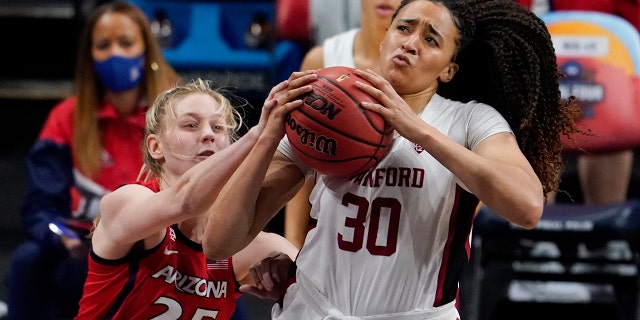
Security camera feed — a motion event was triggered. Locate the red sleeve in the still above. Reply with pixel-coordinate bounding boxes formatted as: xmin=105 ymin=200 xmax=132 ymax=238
xmin=39 ymin=96 xmax=76 ymax=144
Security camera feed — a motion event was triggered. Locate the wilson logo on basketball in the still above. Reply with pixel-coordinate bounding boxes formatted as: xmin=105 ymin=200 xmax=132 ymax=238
xmin=284 ymin=66 xmax=392 ymax=178
xmin=303 ymin=93 xmax=343 ymax=120
xmin=285 ymin=113 xmax=338 ymax=156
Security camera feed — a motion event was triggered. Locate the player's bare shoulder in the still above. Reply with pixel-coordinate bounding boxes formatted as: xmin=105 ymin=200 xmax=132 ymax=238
xmin=300 ymin=45 xmax=325 ymax=71
xmin=100 ymin=183 xmax=154 ymax=218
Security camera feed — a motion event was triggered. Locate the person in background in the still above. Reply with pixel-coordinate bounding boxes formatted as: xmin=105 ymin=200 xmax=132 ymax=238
xmin=309 ymin=0 xmax=361 ymax=44
xmin=4 ymin=2 xmax=180 ymax=319
xmin=204 ymin=0 xmax=580 ymax=318
xmin=74 ymin=78 xmax=299 ymax=320
xmin=517 ymin=0 xmax=637 ymax=205
xmin=285 ymin=0 xmax=402 ymax=249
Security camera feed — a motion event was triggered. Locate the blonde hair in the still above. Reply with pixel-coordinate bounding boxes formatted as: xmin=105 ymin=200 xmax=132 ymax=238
xmin=90 ymin=79 xmax=243 ymax=239
xmin=139 ymin=78 xmax=244 ymax=181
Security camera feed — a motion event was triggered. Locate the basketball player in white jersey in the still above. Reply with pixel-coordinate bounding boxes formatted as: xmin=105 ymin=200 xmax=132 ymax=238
xmin=205 ymin=0 xmax=579 ymax=318
xmin=285 ymin=0 xmax=403 ymax=249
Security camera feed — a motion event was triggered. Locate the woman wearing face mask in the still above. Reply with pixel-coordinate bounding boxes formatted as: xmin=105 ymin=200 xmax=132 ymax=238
xmin=4 ymin=2 xmax=179 ymax=319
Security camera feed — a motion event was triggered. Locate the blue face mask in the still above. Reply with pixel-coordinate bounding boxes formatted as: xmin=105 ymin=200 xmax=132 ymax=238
xmin=93 ymin=53 xmax=145 ymax=92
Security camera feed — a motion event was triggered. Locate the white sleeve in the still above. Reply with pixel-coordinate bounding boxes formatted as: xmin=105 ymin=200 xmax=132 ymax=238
xmin=458 ymin=102 xmax=513 ymax=193
xmin=277 ymin=136 xmax=314 ymax=177
xmin=466 ymin=103 xmax=513 ymax=151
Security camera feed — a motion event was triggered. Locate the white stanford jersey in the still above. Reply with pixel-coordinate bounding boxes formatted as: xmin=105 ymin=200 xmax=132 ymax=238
xmin=279 ymin=94 xmax=512 ymax=316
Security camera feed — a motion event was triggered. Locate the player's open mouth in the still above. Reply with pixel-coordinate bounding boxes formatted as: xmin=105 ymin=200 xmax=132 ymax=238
xmin=197 ymin=150 xmax=215 ymax=158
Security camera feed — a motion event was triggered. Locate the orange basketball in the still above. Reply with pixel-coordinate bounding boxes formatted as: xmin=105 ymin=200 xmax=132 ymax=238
xmin=285 ymin=66 xmax=393 ymax=178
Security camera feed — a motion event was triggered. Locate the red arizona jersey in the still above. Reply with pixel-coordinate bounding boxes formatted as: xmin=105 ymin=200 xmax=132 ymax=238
xmin=75 ymin=181 xmax=241 ymax=320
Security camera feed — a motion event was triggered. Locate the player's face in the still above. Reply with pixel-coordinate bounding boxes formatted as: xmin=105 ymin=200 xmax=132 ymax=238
xmin=159 ymin=94 xmax=232 ymax=173
xmin=379 ymin=0 xmax=459 ymax=95
xmin=361 ymin=0 xmax=402 ymax=30
xmin=91 ymin=12 xmax=145 ymax=62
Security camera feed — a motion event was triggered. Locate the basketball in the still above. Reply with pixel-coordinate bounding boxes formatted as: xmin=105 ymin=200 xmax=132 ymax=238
xmin=285 ymin=66 xmax=393 ymax=178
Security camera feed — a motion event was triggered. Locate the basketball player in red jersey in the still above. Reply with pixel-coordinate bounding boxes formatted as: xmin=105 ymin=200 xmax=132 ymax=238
xmin=75 ymin=78 xmax=305 ymax=320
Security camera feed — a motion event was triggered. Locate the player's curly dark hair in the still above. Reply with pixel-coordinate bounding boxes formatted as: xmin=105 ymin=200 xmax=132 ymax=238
xmin=396 ymin=0 xmax=580 ymax=197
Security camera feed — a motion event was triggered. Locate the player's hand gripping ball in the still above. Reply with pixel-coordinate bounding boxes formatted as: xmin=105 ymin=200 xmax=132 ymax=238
xmin=285 ymin=66 xmax=393 ymax=178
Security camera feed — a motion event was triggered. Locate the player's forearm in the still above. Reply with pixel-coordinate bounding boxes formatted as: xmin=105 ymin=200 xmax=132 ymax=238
xmin=173 ymin=127 xmax=262 ymax=217
xmin=203 ymin=134 xmax=282 ymax=259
